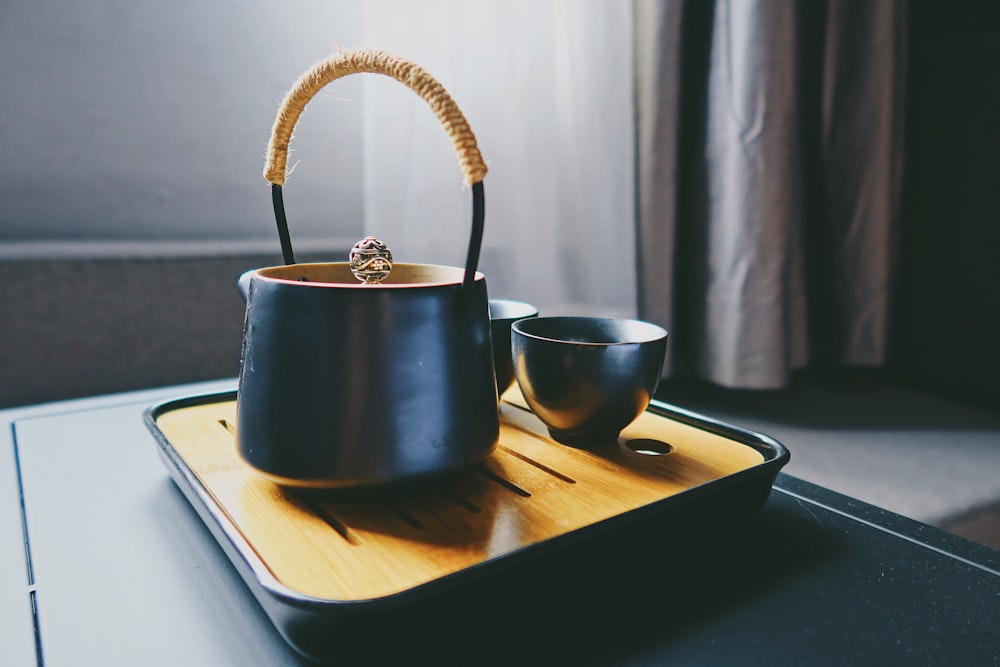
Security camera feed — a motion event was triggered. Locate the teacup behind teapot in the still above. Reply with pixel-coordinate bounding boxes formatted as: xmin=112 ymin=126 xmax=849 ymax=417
xmin=236 ymin=50 xmax=499 ymax=488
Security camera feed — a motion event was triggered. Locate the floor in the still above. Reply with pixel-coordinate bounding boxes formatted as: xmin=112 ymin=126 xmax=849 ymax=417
xmin=938 ymin=501 xmax=1000 ymax=550
xmin=654 ymin=371 xmax=1000 ymax=551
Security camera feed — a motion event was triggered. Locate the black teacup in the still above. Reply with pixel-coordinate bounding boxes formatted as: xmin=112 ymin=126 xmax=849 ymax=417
xmin=512 ymin=316 xmax=668 ymax=447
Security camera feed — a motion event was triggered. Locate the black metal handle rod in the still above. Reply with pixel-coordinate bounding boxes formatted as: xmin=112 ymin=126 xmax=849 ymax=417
xmin=271 ymin=184 xmax=296 ymax=265
xmin=462 ymin=181 xmax=485 ymax=294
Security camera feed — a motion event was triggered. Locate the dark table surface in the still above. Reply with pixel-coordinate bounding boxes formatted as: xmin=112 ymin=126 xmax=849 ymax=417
xmin=1 ymin=380 xmax=998 ymax=665
xmin=502 ymin=473 xmax=1000 ymax=666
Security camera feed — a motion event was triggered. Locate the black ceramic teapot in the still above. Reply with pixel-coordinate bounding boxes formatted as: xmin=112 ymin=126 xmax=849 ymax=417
xmin=236 ymin=50 xmax=499 ymax=489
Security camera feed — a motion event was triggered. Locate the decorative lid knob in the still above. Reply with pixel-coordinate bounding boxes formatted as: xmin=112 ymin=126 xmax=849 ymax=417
xmin=349 ymin=236 xmax=393 ymax=284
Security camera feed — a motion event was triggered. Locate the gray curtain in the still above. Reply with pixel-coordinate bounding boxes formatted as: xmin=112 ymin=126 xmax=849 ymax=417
xmin=635 ymin=0 xmax=908 ymax=388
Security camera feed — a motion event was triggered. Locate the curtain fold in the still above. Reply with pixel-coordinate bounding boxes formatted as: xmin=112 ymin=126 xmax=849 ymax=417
xmin=820 ymin=0 xmax=908 ymax=365
xmin=635 ymin=0 xmax=908 ymax=388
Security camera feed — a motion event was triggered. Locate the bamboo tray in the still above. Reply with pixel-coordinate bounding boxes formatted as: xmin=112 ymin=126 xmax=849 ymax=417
xmin=145 ymin=389 xmax=788 ymax=661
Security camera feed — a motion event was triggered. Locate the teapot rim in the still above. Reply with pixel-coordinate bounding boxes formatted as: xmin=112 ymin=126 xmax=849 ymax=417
xmin=253 ymin=261 xmax=486 ymax=289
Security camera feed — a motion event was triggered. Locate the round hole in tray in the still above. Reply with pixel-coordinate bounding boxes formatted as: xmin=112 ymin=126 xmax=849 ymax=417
xmin=625 ymin=439 xmax=675 ymax=456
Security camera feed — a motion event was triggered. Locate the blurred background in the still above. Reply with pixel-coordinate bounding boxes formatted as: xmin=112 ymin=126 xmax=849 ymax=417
xmin=0 ymin=0 xmax=636 ymax=406
xmin=3 ymin=0 xmax=998 ymax=407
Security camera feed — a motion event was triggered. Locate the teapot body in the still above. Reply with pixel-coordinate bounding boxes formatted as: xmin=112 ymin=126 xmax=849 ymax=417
xmin=236 ymin=262 xmax=499 ymax=488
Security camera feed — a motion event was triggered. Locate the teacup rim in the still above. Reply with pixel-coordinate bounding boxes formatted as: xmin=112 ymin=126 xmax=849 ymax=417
xmin=512 ymin=316 xmax=667 ymax=347
xmin=489 ymin=298 xmax=539 ymax=320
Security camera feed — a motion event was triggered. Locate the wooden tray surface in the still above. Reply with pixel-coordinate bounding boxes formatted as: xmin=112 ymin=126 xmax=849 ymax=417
xmin=152 ymin=390 xmax=765 ymax=602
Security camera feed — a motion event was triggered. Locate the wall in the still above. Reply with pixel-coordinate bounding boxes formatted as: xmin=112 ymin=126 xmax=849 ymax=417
xmin=0 ymin=0 xmax=365 ymax=244
xmin=0 ymin=246 xmax=337 ymax=407
xmin=0 ymin=1 xmax=366 ymax=406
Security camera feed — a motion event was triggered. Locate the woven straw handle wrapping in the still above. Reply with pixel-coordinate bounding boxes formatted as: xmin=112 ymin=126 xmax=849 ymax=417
xmin=264 ymin=49 xmax=487 ymax=186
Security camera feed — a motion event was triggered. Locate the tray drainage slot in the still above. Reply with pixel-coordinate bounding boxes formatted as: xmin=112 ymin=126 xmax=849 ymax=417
xmin=499 ymin=446 xmax=576 ymax=484
xmin=478 ymin=468 xmax=531 ymax=497
xmin=389 ymin=505 xmax=425 ymax=530
xmin=305 ymin=500 xmax=361 ymax=545
xmin=218 ymin=419 xmax=236 ymax=436
xmin=445 ymin=491 xmax=481 ymax=513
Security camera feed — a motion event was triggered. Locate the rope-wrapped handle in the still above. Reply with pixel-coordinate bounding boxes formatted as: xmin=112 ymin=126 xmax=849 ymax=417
xmin=263 ymin=49 xmax=487 ymax=285
xmin=264 ymin=49 xmax=487 ymax=187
